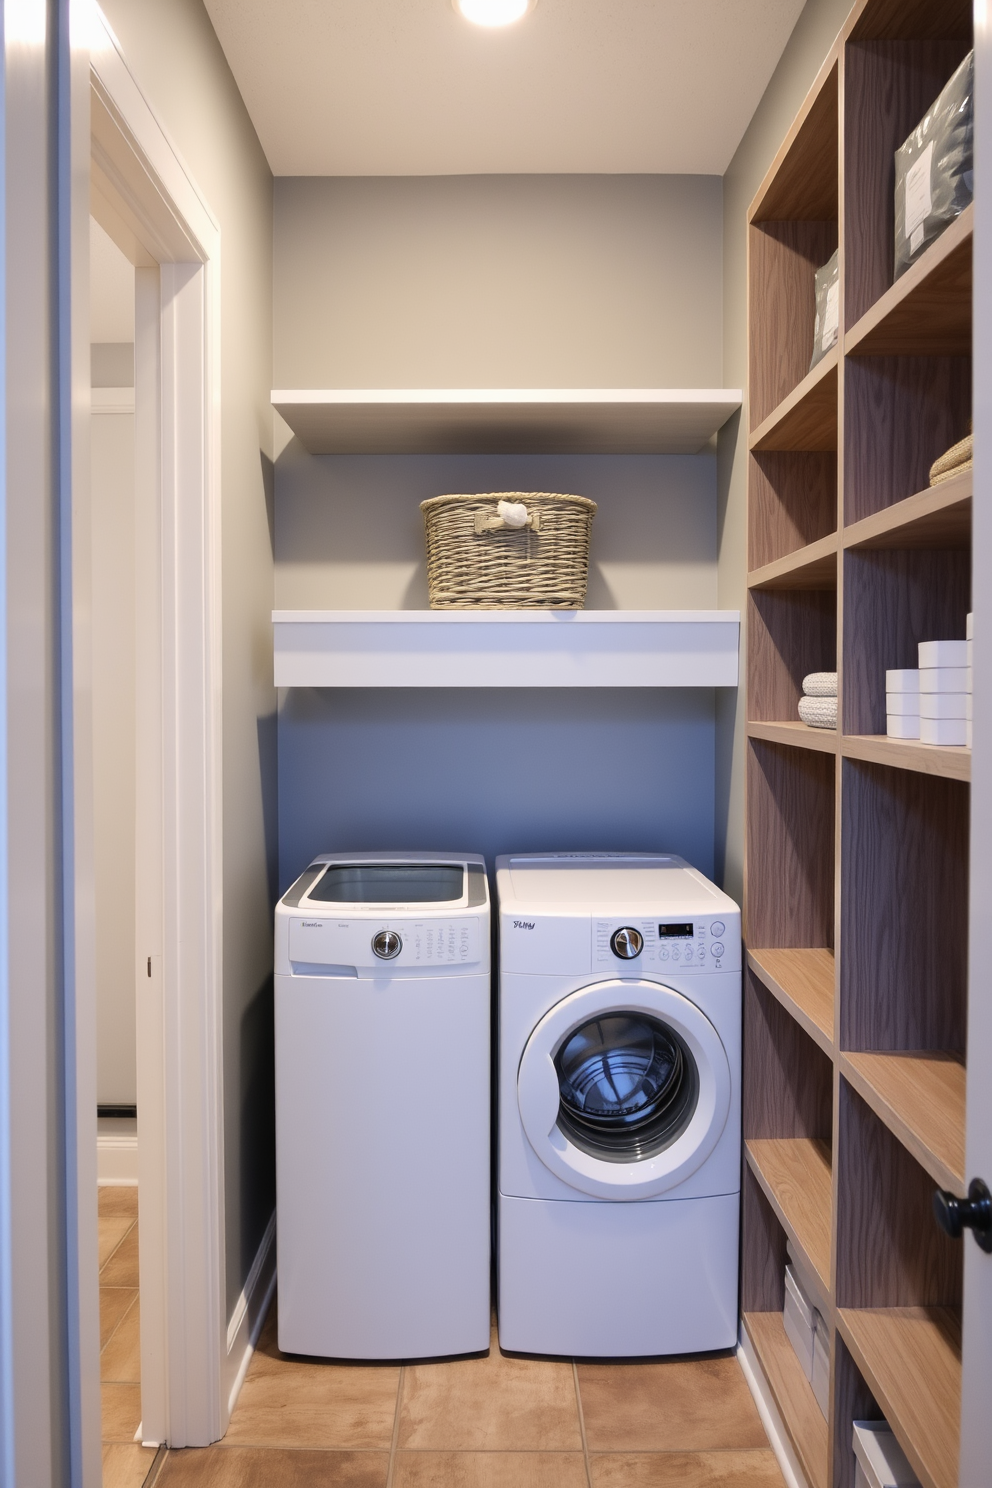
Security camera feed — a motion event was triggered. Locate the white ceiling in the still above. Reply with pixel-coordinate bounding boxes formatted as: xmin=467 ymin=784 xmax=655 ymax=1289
xmin=90 ymin=217 xmax=134 ymax=343
xmin=202 ymin=0 xmax=805 ymax=177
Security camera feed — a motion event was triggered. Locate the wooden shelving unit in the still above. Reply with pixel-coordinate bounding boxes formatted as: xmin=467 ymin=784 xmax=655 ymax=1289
xmin=743 ymin=2 xmax=972 ymax=1484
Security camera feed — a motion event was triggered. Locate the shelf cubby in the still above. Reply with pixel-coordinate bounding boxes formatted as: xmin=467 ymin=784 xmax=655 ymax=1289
xmin=749 ymin=350 xmax=838 ymax=454
xmin=843 ymin=33 xmax=972 ymax=331
xmin=841 ymin=544 xmax=970 ymax=740
xmin=845 ymin=206 xmax=972 ymax=358
xmin=748 ymin=450 xmax=837 ymax=572
xmin=747 ymin=948 xmax=834 ymax=1056
xmin=748 ymin=531 xmax=837 ymax=594
xmin=839 ymin=1051 xmax=965 ymax=1194
xmin=835 ymin=1082 xmax=962 ymax=1488
xmin=748 ymin=587 xmax=836 ymax=727
xmin=831 ymin=1331 xmax=885 ymax=1488
xmin=746 ymin=739 xmax=835 ymax=951
xmin=843 ymin=469 xmax=971 ymax=552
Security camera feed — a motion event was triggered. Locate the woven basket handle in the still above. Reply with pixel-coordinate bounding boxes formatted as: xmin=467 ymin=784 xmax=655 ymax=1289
xmin=474 ymin=507 xmax=542 ymax=534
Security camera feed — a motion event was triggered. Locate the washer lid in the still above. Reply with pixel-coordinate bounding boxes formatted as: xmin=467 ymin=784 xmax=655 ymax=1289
xmin=308 ymin=862 xmax=465 ymax=905
xmin=517 ymin=979 xmax=731 ymax=1200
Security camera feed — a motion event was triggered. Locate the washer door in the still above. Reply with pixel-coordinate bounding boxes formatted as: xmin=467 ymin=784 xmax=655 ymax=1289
xmin=517 ymin=980 xmax=731 ymax=1199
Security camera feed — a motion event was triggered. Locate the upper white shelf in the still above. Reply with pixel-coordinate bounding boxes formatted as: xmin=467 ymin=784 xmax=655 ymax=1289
xmin=271 ymin=388 xmax=743 ymax=455
xmin=273 ymin=610 xmax=740 ymax=689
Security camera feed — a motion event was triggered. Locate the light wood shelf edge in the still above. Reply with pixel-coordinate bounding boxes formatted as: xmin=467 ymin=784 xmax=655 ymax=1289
xmin=748 ymin=533 xmax=839 ymax=592
xmin=840 ymin=734 xmax=971 ymax=783
xmin=838 ymin=1051 xmax=966 ymax=1194
xmin=743 ymin=1312 xmax=829 ymax=1488
xmin=747 ymin=948 xmax=835 ymax=1057
xmin=843 ymin=472 xmax=971 ymax=551
xmin=745 ymin=1138 xmax=832 ymax=1300
xmin=837 ymin=1307 xmax=961 ymax=1488
xmin=747 ymin=720 xmax=838 ymax=755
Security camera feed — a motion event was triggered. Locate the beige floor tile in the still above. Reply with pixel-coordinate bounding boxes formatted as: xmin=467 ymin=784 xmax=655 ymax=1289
xmin=578 ymin=1358 xmax=768 ymax=1453
xmin=158 ymin=1446 xmax=389 ymax=1486
xmin=101 ymin=1382 xmax=142 ymax=1443
xmin=591 ymin=1450 xmax=786 ymax=1486
xmin=398 ymin=1334 xmax=582 ymax=1451
xmin=101 ymin=1296 xmax=141 ymax=1384
xmin=99 ymin=1186 xmax=139 ymax=1220
xmin=393 ymin=1451 xmax=589 ymax=1487
xmin=101 ymin=1442 xmax=157 ymax=1488
xmin=99 ymin=1216 xmax=133 ymax=1269
xmin=101 ymin=1226 xmax=140 ymax=1288
xmin=100 ymin=1287 xmax=138 ymax=1350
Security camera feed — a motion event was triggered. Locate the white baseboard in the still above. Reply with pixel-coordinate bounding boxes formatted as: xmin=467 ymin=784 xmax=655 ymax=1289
xmin=223 ymin=1210 xmax=277 ymax=1426
xmin=97 ymin=1133 xmax=139 ymax=1185
xmin=738 ymin=1324 xmax=811 ymax=1488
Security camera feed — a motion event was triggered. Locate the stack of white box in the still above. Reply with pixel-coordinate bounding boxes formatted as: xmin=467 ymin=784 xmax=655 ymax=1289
xmin=966 ymin=612 xmax=974 ymax=747
xmin=918 ymin=633 xmax=969 ymax=746
xmin=782 ymin=1244 xmax=829 ymax=1418
xmin=886 ymin=670 xmax=920 ymax=738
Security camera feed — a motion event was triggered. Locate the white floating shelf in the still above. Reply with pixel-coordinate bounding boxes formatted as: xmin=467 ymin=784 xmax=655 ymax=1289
xmin=273 ymin=610 xmax=740 ymax=689
xmin=272 ymin=388 xmax=742 ymax=455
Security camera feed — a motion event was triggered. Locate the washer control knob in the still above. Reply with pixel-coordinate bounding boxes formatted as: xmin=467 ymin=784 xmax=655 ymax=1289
xmin=372 ymin=929 xmax=402 ymax=960
xmin=610 ymin=926 xmax=643 ymax=960
xmin=710 ymin=921 xmax=726 ymax=937
xmin=711 ymin=943 xmax=725 ymax=959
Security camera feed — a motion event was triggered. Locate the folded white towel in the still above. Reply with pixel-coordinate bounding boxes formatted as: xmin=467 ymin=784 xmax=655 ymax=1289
xmin=497 ymin=499 xmax=529 ymax=528
xmin=802 ymin=671 xmax=837 ymax=698
xmin=799 ymin=696 xmax=837 ymax=729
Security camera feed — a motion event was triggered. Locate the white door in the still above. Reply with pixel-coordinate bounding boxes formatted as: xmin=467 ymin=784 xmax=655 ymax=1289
xmin=516 ymin=979 xmax=731 ymax=1199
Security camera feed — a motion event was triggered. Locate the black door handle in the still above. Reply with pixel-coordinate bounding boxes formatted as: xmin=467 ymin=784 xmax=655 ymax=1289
xmin=933 ymin=1178 xmax=992 ymax=1252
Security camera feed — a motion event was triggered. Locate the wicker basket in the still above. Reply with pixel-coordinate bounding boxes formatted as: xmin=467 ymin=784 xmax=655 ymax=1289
xmin=420 ymin=492 xmax=597 ymax=609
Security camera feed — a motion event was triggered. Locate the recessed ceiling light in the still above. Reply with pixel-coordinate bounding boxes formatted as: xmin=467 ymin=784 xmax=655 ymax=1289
xmin=454 ymin=0 xmax=536 ymax=28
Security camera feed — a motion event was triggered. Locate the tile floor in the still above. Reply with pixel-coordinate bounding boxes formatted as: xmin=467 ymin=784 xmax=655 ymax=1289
xmin=150 ymin=1299 xmax=786 ymax=1487
xmin=98 ymin=1186 xmax=157 ymax=1488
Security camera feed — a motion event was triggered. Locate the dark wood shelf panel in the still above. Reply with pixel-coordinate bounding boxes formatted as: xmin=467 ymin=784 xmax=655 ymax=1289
xmin=748 ymin=533 xmax=838 ymax=591
xmin=747 ymin=720 xmax=838 ymax=756
xmin=751 ymin=58 xmax=837 ymax=223
xmin=845 ymin=206 xmax=972 ymax=357
xmin=745 ymin=1138 xmax=832 ymax=1295
xmin=747 ymin=948 xmax=835 ymax=1055
xmin=840 ymin=734 xmax=970 ymax=784
xmin=744 ymin=1311 xmax=829 ymax=1488
xmin=750 ymin=349 xmax=838 ymax=453
xmin=840 ymin=1052 xmax=965 ymax=1194
xmin=843 ymin=470 xmax=971 ymax=551
xmin=849 ymin=0 xmax=972 ymax=42
xmin=837 ymin=1307 xmax=961 ymax=1488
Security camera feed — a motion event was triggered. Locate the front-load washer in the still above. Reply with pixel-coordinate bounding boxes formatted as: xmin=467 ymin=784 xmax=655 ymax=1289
xmin=496 ymin=852 xmax=740 ymax=1358
xmin=275 ymin=851 xmax=490 ymax=1359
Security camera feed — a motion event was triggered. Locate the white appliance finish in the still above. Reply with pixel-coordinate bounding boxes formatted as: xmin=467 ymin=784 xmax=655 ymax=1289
xmin=496 ymin=852 xmax=741 ymax=1358
xmin=275 ymin=851 xmax=491 ymax=1360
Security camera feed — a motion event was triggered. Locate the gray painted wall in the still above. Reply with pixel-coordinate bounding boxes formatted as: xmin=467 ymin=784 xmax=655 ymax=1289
xmin=715 ymin=0 xmax=853 ymax=906
xmin=99 ymin=0 xmax=277 ymax=1316
xmin=273 ymin=175 xmax=727 ymax=893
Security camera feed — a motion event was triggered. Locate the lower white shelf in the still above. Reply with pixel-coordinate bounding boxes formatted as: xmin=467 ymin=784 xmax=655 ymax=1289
xmin=273 ymin=610 xmax=740 ymax=689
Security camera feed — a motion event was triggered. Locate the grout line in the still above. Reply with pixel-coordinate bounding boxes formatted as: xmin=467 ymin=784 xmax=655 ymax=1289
xmin=384 ymin=1364 xmax=405 ymax=1488
xmin=573 ymin=1361 xmax=594 ymax=1488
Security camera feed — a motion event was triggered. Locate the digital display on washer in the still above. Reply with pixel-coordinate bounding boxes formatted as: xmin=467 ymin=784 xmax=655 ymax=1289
xmin=658 ymin=923 xmax=694 ymax=939
xmin=309 ymin=864 xmax=464 ymax=903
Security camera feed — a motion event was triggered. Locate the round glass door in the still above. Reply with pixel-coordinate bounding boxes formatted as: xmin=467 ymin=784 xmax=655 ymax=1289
xmin=554 ymin=1013 xmax=698 ymax=1163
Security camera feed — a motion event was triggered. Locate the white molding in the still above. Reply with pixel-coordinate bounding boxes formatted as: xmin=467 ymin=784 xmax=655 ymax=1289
xmin=97 ymin=1134 xmax=139 ymax=1186
xmin=223 ymin=1213 xmax=277 ymax=1421
xmin=272 ymin=609 xmax=741 ymax=689
xmin=271 ymin=386 xmax=742 ymax=455
xmin=737 ymin=1329 xmax=810 ymax=1488
xmin=91 ymin=386 xmax=134 ymax=414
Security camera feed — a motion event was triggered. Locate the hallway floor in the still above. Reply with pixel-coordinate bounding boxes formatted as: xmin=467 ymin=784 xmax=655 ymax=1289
xmin=147 ymin=1298 xmax=786 ymax=1487
xmin=98 ymin=1186 xmax=156 ymax=1488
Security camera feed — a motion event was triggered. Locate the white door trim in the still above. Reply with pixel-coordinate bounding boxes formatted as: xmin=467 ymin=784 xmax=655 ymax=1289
xmin=85 ymin=3 xmax=226 ymax=1449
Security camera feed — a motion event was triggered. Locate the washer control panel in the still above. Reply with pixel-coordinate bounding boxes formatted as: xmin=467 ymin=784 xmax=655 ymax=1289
xmin=290 ymin=915 xmax=482 ymax=971
xmin=593 ymin=917 xmax=738 ymax=972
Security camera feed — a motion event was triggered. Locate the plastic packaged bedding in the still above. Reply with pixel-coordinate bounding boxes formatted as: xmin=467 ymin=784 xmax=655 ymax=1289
xmin=894 ymin=50 xmax=973 ymax=280
xmin=809 ymin=249 xmax=839 ymax=371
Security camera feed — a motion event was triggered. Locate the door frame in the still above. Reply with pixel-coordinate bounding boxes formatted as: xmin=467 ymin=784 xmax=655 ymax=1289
xmin=79 ymin=2 xmax=226 ymax=1453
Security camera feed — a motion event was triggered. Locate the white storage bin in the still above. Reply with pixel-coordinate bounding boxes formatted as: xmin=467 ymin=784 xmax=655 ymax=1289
xmin=783 ymin=1265 xmax=815 ymax=1379
xmin=885 ymin=669 xmax=919 ymax=694
xmin=919 ymin=692 xmax=968 ymax=720
xmin=787 ymin=1240 xmax=828 ymax=1319
xmin=887 ymin=715 xmax=920 ymax=739
xmin=885 ymin=692 xmax=919 ymax=717
xmin=919 ymin=639 xmax=968 ymax=669
xmin=920 ymin=716 xmax=967 ymax=746
xmin=852 ymin=1420 xmax=920 ymax=1488
xmin=811 ymin=1312 xmax=829 ymax=1418
xmin=919 ymin=666 xmax=969 ymax=693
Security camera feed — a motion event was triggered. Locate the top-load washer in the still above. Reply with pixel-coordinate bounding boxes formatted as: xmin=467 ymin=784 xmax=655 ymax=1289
xmin=496 ymin=852 xmax=740 ymax=1358
xmin=275 ymin=851 xmax=490 ymax=1360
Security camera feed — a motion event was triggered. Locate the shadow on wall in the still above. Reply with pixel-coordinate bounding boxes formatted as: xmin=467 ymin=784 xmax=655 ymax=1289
xmin=277 ymin=686 xmax=718 ymax=893
xmin=238 ymin=973 xmax=276 ymax=1296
